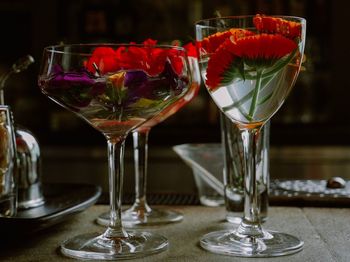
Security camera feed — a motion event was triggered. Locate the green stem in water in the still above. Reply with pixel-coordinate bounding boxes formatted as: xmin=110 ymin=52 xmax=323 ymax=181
xmin=221 ymin=49 xmax=297 ymax=119
xmin=222 ymin=71 xmax=276 ymax=112
xmin=247 ymin=69 xmax=263 ymax=121
xmin=221 ymin=50 xmax=294 ymax=113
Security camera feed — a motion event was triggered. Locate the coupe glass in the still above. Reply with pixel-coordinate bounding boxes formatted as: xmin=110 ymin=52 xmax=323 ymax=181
xmin=195 ymin=15 xmax=306 ymax=257
xmin=38 ymin=43 xmax=192 ymax=260
xmin=97 ymin=54 xmax=201 ymax=227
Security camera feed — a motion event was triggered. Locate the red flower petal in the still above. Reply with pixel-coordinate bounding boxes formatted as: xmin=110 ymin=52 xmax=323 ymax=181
xmin=200 ymin=29 xmax=254 ymax=53
xmin=85 ymin=40 xmax=184 ymax=76
xmin=183 ymin=42 xmax=198 ymax=58
xmin=143 ymin=38 xmax=158 ymax=46
xmin=86 ymin=47 xmax=119 ymax=74
xmin=205 ymin=38 xmax=236 ymax=89
xmin=228 ymin=34 xmax=297 ymax=60
xmin=200 ymin=30 xmax=233 ymax=53
xmin=253 ymin=14 xmax=301 ymax=39
xmin=119 ymin=46 xmax=148 ymax=71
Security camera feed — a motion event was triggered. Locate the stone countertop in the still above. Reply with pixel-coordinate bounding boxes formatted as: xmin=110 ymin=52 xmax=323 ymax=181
xmin=0 ymin=205 xmax=348 ymax=262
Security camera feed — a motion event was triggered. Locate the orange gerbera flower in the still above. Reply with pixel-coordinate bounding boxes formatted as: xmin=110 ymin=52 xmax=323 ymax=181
xmin=200 ymin=29 xmax=254 ymax=53
xmin=206 ymin=33 xmax=297 ymax=90
xmin=229 ymin=34 xmax=297 ymax=62
xmin=253 ymin=14 xmax=301 ymax=39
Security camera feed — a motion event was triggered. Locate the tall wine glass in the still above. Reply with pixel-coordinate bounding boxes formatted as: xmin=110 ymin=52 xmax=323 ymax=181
xmin=195 ymin=15 xmax=306 ymax=257
xmin=97 ymin=51 xmax=201 ymax=227
xmin=38 ymin=43 xmax=192 ymax=260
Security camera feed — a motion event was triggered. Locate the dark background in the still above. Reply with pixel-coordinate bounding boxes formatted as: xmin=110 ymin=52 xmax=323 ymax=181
xmin=0 ymin=0 xmax=348 ymax=148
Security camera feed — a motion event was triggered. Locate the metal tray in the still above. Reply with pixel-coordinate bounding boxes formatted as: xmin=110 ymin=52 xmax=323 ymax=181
xmin=270 ymin=179 xmax=350 ymax=207
xmin=0 ymin=183 xmax=101 ymax=236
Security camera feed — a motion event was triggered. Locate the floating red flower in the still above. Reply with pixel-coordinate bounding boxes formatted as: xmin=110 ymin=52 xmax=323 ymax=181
xmin=85 ymin=39 xmax=186 ymax=76
xmin=253 ymin=14 xmax=301 ymax=39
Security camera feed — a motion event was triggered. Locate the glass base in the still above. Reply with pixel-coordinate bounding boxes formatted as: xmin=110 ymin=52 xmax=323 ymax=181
xmin=225 ymin=214 xmax=242 ymax=224
xmin=97 ymin=208 xmax=183 ymax=227
xmin=61 ymin=231 xmax=168 ymax=260
xmin=200 ymin=229 xmax=303 ymax=257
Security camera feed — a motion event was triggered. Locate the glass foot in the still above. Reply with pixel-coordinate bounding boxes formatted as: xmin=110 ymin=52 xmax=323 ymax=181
xmin=61 ymin=231 xmax=168 ymax=260
xmin=97 ymin=208 xmax=183 ymax=227
xmin=200 ymin=229 xmax=303 ymax=257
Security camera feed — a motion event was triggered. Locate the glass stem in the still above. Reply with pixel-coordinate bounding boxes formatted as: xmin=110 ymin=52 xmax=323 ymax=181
xmin=132 ymin=128 xmax=152 ymax=212
xmin=0 ymin=90 xmax=4 ymax=105
xmin=236 ymin=127 xmax=264 ymax=238
xmin=103 ymin=137 xmax=128 ymax=239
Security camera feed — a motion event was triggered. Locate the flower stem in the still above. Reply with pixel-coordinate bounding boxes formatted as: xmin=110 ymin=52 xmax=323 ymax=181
xmin=222 ymin=72 xmax=275 ymax=113
xmin=248 ymin=69 xmax=263 ymax=121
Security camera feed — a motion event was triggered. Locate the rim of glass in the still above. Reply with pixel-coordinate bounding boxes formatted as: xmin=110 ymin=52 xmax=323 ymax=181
xmin=195 ymin=14 xmax=306 ymax=27
xmin=43 ymin=43 xmax=187 ymax=56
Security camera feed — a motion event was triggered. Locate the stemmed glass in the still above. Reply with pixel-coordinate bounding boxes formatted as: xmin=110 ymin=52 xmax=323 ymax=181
xmin=97 ymin=46 xmax=201 ymax=227
xmin=38 ymin=43 xmax=192 ymax=260
xmin=195 ymin=15 xmax=306 ymax=257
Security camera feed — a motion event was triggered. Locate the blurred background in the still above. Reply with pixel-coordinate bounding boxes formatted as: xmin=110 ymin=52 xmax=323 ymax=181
xmin=0 ymin=0 xmax=349 ymax=197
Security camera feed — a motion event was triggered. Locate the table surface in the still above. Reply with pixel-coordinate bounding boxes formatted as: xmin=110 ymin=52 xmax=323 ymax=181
xmin=1 ymin=205 xmax=349 ymax=262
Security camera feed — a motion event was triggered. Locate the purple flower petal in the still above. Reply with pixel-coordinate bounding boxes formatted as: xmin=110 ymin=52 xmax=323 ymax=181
xmin=47 ymin=65 xmax=96 ymax=90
